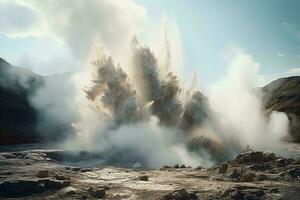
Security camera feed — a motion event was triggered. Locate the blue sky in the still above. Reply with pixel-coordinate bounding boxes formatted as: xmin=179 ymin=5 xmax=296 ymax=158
xmin=0 ymin=0 xmax=300 ymax=87
xmin=136 ymin=0 xmax=300 ymax=86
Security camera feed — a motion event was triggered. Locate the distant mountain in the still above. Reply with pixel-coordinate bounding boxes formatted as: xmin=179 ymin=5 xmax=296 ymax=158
xmin=0 ymin=57 xmax=43 ymax=144
xmin=1 ymin=57 xmax=300 ymax=144
xmin=0 ymin=58 xmax=73 ymax=145
xmin=263 ymin=76 xmax=300 ymax=142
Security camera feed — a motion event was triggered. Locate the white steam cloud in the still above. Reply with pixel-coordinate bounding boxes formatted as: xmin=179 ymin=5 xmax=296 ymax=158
xmin=208 ymin=47 xmax=289 ymax=150
xmin=1 ymin=1 xmax=291 ymax=168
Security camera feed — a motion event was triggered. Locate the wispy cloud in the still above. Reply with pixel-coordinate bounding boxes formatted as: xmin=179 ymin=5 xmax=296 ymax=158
xmin=288 ymin=67 xmax=300 ymax=74
xmin=277 ymin=53 xmax=284 ymax=57
xmin=282 ymin=22 xmax=300 ymax=40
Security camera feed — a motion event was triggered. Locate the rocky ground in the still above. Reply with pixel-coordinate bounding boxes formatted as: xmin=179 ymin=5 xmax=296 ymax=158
xmin=0 ymin=148 xmax=299 ymax=200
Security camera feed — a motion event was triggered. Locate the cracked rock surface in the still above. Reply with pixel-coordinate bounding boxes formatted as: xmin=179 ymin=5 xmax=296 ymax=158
xmin=0 ymin=148 xmax=299 ymax=200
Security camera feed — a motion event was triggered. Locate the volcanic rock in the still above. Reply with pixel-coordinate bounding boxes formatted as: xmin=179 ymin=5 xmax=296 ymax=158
xmin=240 ymin=171 xmax=255 ymax=182
xmin=37 ymin=170 xmax=49 ymax=178
xmin=235 ymin=151 xmax=264 ymax=163
xmin=139 ymin=175 xmax=149 ymax=181
xmin=262 ymin=76 xmax=300 ymax=142
xmin=218 ymin=163 xmax=228 ymax=174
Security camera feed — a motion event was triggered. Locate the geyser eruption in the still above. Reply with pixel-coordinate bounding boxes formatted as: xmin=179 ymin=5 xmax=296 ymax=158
xmin=131 ymin=41 xmax=183 ymax=126
xmin=85 ymin=56 xmax=145 ymax=125
xmin=76 ymin=41 xmax=214 ymax=168
xmin=70 ymin=43 xmax=290 ymax=168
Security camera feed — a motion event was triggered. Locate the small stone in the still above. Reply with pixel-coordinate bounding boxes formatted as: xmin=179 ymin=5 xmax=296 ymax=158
xmin=55 ymin=174 xmax=70 ymax=180
xmin=37 ymin=170 xmax=49 ymax=178
xmin=139 ymin=175 xmax=149 ymax=181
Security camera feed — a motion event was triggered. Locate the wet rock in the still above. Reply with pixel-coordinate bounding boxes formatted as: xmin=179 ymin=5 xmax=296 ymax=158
xmin=240 ymin=171 xmax=255 ymax=182
xmin=0 ymin=178 xmax=70 ymax=197
xmin=139 ymin=175 xmax=149 ymax=181
xmin=163 ymin=188 xmax=198 ymax=200
xmin=89 ymin=187 xmax=106 ymax=198
xmin=37 ymin=170 xmax=49 ymax=178
xmin=0 ymin=179 xmax=44 ymax=197
xmin=42 ymin=179 xmax=71 ymax=189
xmin=218 ymin=163 xmax=228 ymax=174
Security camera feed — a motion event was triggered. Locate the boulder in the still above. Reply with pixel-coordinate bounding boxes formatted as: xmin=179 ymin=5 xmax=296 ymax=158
xmin=0 ymin=179 xmax=43 ymax=197
xmin=276 ymin=158 xmax=293 ymax=167
xmin=139 ymin=175 xmax=149 ymax=181
xmin=55 ymin=174 xmax=70 ymax=180
xmin=235 ymin=151 xmax=264 ymax=163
